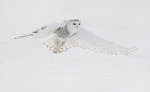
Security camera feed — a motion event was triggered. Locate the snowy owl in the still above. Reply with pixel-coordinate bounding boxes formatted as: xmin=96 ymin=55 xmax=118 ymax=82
xmin=15 ymin=19 xmax=136 ymax=55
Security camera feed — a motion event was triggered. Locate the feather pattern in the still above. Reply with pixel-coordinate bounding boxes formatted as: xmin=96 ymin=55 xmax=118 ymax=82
xmin=14 ymin=22 xmax=65 ymax=39
xmin=44 ymin=36 xmax=74 ymax=53
xmin=69 ymin=28 xmax=137 ymax=55
xmin=14 ymin=19 xmax=137 ymax=55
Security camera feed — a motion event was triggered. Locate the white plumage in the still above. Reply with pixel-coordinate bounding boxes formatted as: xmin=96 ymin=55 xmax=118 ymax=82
xmin=15 ymin=19 xmax=137 ymax=55
xmin=68 ymin=28 xmax=136 ymax=55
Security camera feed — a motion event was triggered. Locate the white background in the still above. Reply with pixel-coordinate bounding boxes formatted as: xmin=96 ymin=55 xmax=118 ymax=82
xmin=0 ymin=0 xmax=150 ymax=92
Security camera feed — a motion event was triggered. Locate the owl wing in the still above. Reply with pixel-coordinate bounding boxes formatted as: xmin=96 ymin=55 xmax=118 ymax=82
xmin=32 ymin=22 xmax=66 ymax=39
xmin=69 ymin=28 xmax=137 ymax=55
xmin=14 ymin=22 xmax=66 ymax=39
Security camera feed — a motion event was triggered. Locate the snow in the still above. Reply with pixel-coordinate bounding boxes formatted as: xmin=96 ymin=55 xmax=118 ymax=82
xmin=0 ymin=0 xmax=150 ymax=92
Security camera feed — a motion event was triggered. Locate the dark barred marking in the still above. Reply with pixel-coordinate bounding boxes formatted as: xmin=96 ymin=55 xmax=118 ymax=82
xmin=32 ymin=29 xmax=39 ymax=33
xmin=69 ymin=19 xmax=80 ymax=22
xmin=41 ymin=26 xmax=47 ymax=30
xmin=54 ymin=26 xmax=70 ymax=39
xmin=32 ymin=25 xmax=47 ymax=34
xmin=64 ymin=19 xmax=80 ymax=24
xmin=14 ymin=34 xmax=33 ymax=39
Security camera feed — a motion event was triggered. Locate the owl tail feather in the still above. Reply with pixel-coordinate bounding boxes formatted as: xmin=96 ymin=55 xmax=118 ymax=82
xmin=14 ymin=34 xmax=34 ymax=39
xmin=127 ymin=45 xmax=138 ymax=55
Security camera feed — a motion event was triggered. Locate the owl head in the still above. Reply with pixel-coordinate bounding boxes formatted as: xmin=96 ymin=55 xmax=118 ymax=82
xmin=65 ymin=19 xmax=81 ymax=32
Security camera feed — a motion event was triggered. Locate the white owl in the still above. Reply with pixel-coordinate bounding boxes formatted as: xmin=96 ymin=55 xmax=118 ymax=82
xmin=15 ymin=19 xmax=137 ymax=55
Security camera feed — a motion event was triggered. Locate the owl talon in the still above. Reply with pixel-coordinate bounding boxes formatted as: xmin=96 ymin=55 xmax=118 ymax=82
xmin=53 ymin=51 xmax=58 ymax=53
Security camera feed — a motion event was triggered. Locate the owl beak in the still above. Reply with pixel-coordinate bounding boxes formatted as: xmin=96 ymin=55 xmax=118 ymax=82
xmin=76 ymin=26 xmax=79 ymax=29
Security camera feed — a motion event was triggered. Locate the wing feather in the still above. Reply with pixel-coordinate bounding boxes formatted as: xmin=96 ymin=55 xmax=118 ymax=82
xmin=15 ymin=22 xmax=66 ymax=39
xmin=69 ymin=28 xmax=137 ymax=55
xmin=32 ymin=22 xmax=66 ymax=39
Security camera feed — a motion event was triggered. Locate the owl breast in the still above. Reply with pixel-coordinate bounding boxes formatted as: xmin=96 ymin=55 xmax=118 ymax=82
xmin=54 ymin=27 xmax=70 ymax=39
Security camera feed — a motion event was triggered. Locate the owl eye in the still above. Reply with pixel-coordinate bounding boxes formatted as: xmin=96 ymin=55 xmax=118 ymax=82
xmin=73 ymin=23 xmax=76 ymax=25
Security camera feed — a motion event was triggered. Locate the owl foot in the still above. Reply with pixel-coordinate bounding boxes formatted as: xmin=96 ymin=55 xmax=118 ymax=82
xmin=52 ymin=48 xmax=63 ymax=53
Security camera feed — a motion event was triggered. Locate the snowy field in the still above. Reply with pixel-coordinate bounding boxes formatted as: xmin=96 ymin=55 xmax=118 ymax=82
xmin=0 ymin=0 xmax=150 ymax=92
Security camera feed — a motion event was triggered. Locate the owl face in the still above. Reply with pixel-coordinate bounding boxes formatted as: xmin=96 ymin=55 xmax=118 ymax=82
xmin=66 ymin=19 xmax=81 ymax=32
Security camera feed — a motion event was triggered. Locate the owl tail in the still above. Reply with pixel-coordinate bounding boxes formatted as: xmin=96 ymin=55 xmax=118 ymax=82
xmin=14 ymin=34 xmax=34 ymax=39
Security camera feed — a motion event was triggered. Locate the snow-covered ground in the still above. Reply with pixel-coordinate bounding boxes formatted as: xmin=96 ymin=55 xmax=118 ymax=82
xmin=0 ymin=0 xmax=150 ymax=92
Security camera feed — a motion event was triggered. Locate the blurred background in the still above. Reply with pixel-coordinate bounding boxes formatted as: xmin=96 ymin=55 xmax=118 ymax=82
xmin=0 ymin=0 xmax=150 ymax=92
